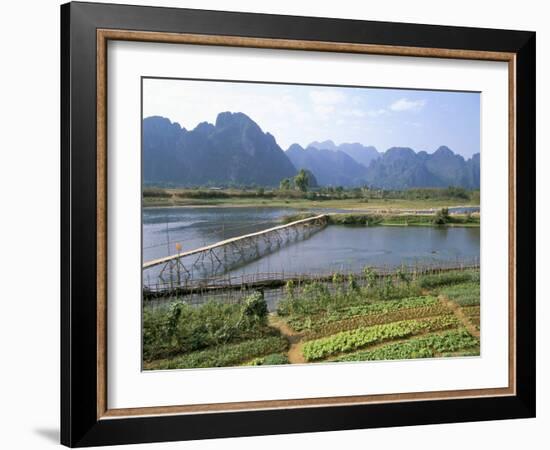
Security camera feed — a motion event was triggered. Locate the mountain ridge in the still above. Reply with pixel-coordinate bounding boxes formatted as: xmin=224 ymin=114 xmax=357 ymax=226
xmin=143 ymin=113 xmax=480 ymax=189
xmin=143 ymin=112 xmax=296 ymax=186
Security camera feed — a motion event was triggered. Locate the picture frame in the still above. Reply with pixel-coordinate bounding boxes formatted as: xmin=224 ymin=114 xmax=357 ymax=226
xmin=61 ymin=1 xmax=536 ymax=447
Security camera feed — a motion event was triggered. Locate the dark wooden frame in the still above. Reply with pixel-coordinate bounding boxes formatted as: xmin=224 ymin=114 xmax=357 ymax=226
xmin=61 ymin=1 xmax=536 ymax=447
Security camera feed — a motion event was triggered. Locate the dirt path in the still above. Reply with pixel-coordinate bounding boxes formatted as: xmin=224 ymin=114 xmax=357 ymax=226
xmin=438 ymin=295 xmax=480 ymax=338
xmin=268 ymin=315 xmax=306 ymax=364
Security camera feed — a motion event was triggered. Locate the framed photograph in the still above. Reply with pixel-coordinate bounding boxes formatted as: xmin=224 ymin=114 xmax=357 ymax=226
xmin=61 ymin=1 xmax=536 ymax=447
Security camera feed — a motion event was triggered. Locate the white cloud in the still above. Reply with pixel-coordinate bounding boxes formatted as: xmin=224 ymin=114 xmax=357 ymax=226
xmin=313 ymin=104 xmax=335 ymax=118
xmin=342 ymin=108 xmax=366 ymax=118
xmin=309 ymin=89 xmax=346 ymax=105
xmin=367 ymin=108 xmax=388 ymax=117
xmin=390 ymin=98 xmax=426 ymax=112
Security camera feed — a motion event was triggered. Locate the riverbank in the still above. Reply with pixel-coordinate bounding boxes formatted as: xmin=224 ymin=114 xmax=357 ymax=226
xmin=279 ymin=212 xmax=480 ymax=228
xmin=143 ymin=186 xmax=479 ymax=210
xmin=143 ymin=195 xmax=479 ymax=211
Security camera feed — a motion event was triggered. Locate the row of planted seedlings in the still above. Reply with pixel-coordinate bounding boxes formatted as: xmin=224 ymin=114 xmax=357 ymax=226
xmin=276 ymin=266 xmax=481 ymax=363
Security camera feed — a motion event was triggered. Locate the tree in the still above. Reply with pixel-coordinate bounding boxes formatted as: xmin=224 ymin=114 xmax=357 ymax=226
xmin=240 ymin=291 xmax=268 ymax=327
xmin=294 ymin=169 xmax=309 ymax=192
xmin=279 ymin=177 xmax=292 ymax=190
xmin=433 ymin=207 xmax=450 ymax=225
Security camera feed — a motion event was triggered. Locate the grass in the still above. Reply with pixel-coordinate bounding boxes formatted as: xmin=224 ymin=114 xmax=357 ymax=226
xmin=283 ymin=212 xmax=479 ymax=228
xmin=143 ymin=192 xmax=479 ymax=211
xmin=438 ymin=281 xmax=480 ymax=306
xmin=379 ymin=214 xmax=480 ymax=227
xmin=418 ymin=270 xmax=479 ymax=289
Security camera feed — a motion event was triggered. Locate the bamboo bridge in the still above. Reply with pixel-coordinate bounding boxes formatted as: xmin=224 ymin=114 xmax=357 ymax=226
xmin=143 ymin=214 xmax=328 ymax=287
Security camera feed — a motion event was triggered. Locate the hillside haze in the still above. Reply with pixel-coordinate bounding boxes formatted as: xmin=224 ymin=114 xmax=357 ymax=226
xmin=309 ymin=140 xmax=380 ymax=168
xmin=143 ymin=113 xmax=479 ymax=189
xmin=286 ymin=143 xmax=369 ymax=187
xmin=364 ymin=146 xmax=480 ymax=189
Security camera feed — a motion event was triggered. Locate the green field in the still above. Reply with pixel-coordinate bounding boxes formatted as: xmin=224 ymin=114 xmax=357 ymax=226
xmin=142 ymin=186 xmax=480 ymax=212
xmin=143 ymin=268 xmax=480 ymax=370
xmin=143 ymin=189 xmax=480 ymax=232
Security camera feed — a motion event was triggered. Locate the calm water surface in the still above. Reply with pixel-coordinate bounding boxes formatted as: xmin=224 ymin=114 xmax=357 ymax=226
xmin=228 ymin=225 xmax=479 ymax=277
xmin=142 ymin=207 xmax=479 ymax=286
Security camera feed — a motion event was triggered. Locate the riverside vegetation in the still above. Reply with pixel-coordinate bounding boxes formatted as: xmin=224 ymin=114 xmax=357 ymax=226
xmin=142 ymin=185 xmax=480 ymax=211
xmin=143 ymin=185 xmax=480 ymax=230
xmin=143 ymin=268 xmax=481 ymax=369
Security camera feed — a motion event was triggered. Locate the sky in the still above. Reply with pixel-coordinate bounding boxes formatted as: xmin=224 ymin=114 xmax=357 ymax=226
xmin=142 ymin=78 xmax=480 ymax=159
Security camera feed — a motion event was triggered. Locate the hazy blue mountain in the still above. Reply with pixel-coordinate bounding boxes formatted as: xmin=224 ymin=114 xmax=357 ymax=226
xmin=365 ymin=146 xmax=480 ymax=189
xmin=309 ymin=141 xmax=380 ymax=168
xmin=308 ymin=140 xmax=338 ymax=151
xmin=286 ymin=143 xmax=368 ymax=187
xmin=142 ymin=113 xmax=297 ymax=186
xmin=304 ymin=140 xmax=478 ymax=189
xmin=365 ymin=147 xmax=436 ymax=189
xmin=425 ymin=146 xmax=470 ymax=187
xmin=143 ymin=112 xmax=479 ymax=189
xmin=142 ymin=116 xmax=192 ymax=184
xmin=303 ymin=169 xmax=319 ymax=188
xmin=466 ymin=153 xmax=481 ymax=188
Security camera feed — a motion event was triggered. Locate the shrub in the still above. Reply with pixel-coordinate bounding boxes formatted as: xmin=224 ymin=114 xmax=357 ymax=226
xmin=348 ymin=274 xmax=358 ymax=291
xmin=175 ymin=190 xmax=230 ymax=199
xmin=239 ymin=291 xmax=268 ymax=327
xmin=277 ymin=281 xmax=332 ymax=317
xmin=433 ymin=207 xmax=450 ymax=225
xmin=143 ymin=188 xmax=171 ymax=198
xmin=363 ymin=266 xmax=377 ymax=288
xmin=328 ymin=214 xmax=382 ymax=226
xmin=143 ymin=292 xmax=272 ymax=361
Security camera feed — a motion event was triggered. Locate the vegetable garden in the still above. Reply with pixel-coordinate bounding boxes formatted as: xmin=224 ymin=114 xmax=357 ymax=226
xmin=143 ymin=268 xmax=480 ymax=369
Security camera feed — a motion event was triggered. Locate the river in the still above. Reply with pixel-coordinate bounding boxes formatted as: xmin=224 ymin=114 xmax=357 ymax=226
xmin=142 ymin=206 xmax=479 ymax=287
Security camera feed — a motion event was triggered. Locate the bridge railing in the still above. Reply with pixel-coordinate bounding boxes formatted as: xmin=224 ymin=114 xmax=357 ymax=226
xmin=143 ymin=213 xmax=328 ymax=269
